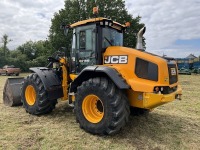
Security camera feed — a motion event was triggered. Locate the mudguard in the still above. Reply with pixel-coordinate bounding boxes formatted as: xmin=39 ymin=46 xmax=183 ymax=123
xmin=30 ymin=67 xmax=63 ymax=100
xmin=70 ymin=66 xmax=130 ymax=92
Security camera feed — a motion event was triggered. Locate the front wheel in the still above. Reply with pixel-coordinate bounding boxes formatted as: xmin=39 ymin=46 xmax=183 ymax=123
xmin=21 ymin=73 xmax=57 ymax=115
xmin=75 ymin=77 xmax=130 ymax=135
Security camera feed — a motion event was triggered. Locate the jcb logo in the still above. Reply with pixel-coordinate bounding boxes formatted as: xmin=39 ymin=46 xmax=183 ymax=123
xmin=171 ymin=68 xmax=176 ymax=76
xmin=104 ymin=55 xmax=128 ymax=64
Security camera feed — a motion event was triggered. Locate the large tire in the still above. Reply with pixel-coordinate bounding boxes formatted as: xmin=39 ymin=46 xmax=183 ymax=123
xmin=21 ymin=73 xmax=57 ymax=115
xmin=75 ymin=77 xmax=130 ymax=135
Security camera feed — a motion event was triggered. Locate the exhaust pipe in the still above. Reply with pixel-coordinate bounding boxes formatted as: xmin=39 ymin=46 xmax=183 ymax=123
xmin=136 ymin=26 xmax=146 ymax=51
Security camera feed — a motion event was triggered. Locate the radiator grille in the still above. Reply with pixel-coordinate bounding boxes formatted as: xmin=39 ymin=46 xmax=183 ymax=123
xmin=135 ymin=58 xmax=158 ymax=81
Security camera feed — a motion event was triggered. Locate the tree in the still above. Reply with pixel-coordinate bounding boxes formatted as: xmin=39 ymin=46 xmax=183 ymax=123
xmin=12 ymin=40 xmax=52 ymax=71
xmin=0 ymin=47 xmax=7 ymax=67
xmin=8 ymin=50 xmax=28 ymax=71
xmin=1 ymin=34 xmax=12 ymax=57
xmin=4 ymin=0 xmax=146 ymax=71
xmin=49 ymin=0 xmax=145 ymax=51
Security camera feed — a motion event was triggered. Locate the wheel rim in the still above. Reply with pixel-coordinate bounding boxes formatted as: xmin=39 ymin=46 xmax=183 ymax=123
xmin=25 ymin=85 xmax=36 ymax=106
xmin=82 ymin=94 xmax=104 ymax=123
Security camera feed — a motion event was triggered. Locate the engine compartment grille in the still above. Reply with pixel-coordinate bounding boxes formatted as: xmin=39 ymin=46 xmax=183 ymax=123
xmin=135 ymin=58 xmax=158 ymax=81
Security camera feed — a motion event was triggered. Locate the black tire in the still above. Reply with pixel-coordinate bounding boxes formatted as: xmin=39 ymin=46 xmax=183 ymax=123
xmin=75 ymin=77 xmax=130 ymax=135
xmin=6 ymin=72 xmax=10 ymax=76
xmin=130 ymin=107 xmax=150 ymax=116
xmin=21 ymin=73 xmax=57 ymax=115
xmin=15 ymin=73 xmax=19 ymax=76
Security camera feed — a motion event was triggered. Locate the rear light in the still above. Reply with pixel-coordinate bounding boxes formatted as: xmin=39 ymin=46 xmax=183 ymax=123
xmin=154 ymin=86 xmax=177 ymax=94
xmin=154 ymin=87 xmax=159 ymax=93
xmin=93 ymin=7 xmax=98 ymax=15
xmin=125 ymin=22 xmax=130 ymax=27
xmin=160 ymin=87 xmax=164 ymax=91
xmin=154 ymin=86 xmax=164 ymax=94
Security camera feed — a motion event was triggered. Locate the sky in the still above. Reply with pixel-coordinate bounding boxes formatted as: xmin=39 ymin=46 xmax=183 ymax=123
xmin=0 ymin=0 xmax=200 ymax=58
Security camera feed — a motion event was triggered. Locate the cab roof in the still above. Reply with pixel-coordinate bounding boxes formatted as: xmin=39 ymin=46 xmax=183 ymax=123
xmin=70 ymin=17 xmax=126 ymax=28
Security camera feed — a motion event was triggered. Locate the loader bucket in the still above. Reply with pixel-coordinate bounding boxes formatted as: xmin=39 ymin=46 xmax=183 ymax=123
xmin=3 ymin=78 xmax=24 ymax=107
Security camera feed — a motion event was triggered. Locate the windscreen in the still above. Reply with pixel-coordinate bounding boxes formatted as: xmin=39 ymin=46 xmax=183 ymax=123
xmin=102 ymin=27 xmax=123 ymax=49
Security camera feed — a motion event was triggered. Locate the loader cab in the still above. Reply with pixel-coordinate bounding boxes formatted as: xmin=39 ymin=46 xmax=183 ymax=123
xmin=69 ymin=18 xmax=125 ymax=74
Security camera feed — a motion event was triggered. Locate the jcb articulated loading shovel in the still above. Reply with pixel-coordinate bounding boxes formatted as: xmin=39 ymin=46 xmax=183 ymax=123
xmin=3 ymin=8 xmax=182 ymax=135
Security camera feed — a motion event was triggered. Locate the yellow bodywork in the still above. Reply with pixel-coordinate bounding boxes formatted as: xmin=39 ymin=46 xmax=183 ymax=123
xmin=70 ymin=17 xmax=125 ymax=28
xmin=70 ymin=74 xmax=77 ymax=81
xmin=103 ymin=46 xmax=182 ymax=109
xmin=127 ymin=86 xmax=182 ymax=109
xmin=64 ymin=16 xmax=183 ymax=110
xmin=104 ymin=46 xmax=175 ymax=92
xmin=67 ymin=46 xmax=182 ymax=110
xmin=60 ymin=57 xmax=68 ymax=101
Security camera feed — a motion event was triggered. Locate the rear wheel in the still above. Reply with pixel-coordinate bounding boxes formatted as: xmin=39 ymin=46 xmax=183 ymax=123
xmin=21 ymin=73 xmax=57 ymax=115
xmin=75 ymin=77 xmax=130 ymax=135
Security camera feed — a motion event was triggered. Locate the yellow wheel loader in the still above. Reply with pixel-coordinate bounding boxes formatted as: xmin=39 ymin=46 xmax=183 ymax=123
xmin=3 ymin=10 xmax=182 ymax=135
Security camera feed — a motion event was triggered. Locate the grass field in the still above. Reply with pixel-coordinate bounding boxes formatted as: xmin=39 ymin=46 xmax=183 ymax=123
xmin=0 ymin=73 xmax=200 ymax=150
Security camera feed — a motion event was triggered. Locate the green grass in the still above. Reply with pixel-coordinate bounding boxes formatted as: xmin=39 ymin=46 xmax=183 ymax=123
xmin=0 ymin=74 xmax=200 ymax=150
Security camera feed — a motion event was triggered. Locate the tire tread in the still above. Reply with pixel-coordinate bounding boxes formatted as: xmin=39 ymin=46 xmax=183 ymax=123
xmin=75 ymin=77 xmax=130 ymax=135
xmin=21 ymin=73 xmax=57 ymax=115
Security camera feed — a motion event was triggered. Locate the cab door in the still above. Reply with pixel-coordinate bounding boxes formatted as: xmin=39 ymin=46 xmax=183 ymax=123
xmin=70 ymin=24 xmax=96 ymax=74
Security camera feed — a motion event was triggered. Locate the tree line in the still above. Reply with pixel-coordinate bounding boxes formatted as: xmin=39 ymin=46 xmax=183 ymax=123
xmin=0 ymin=39 xmax=53 ymax=71
xmin=0 ymin=0 xmax=145 ymax=71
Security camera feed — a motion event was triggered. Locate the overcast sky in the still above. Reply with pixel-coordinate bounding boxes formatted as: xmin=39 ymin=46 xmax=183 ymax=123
xmin=0 ymin=0 xmax=200 ymax=58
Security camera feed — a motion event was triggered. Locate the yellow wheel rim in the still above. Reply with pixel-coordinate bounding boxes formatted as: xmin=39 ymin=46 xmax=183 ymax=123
xmin=25 ymin=85 xmax=36 ymax=106
xmin=82 ymin=94 xmax=104 ymax=123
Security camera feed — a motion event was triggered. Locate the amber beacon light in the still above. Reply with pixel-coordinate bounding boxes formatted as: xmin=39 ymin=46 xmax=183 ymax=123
xmin=125 ymin=22 xmax=130 ymax=27
xmin=93 ymin=7 xmax=98 ymax=15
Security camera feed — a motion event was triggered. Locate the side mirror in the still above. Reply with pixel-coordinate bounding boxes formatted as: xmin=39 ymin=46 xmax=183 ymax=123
xmin=60 ymin=47 xmax=67 ymax=51
xmin=60 ymin=21 xmax=70 ymax=36
xmin=64 ymin=27 xmax=69 ymax=36
xmin=60 ymin=22 xmax=65 ymax=29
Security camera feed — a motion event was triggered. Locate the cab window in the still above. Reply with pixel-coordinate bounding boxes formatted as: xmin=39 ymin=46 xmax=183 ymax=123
xmin=79 ymin=29 xmax=92 ymax=50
